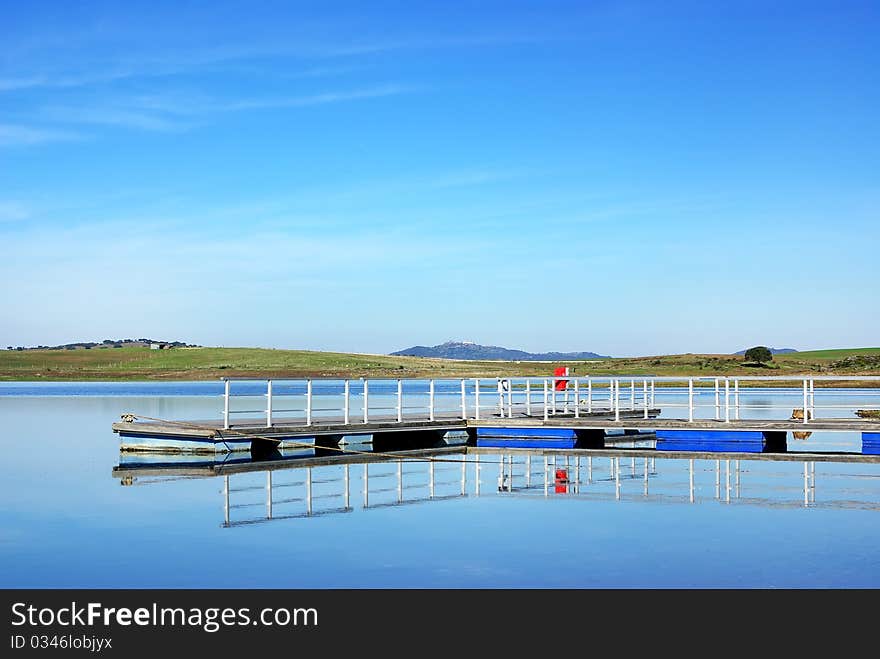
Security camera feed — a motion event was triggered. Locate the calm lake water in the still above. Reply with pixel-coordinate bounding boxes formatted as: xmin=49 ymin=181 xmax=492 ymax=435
xmin=1 ymin=382 xmax=879 ymax=588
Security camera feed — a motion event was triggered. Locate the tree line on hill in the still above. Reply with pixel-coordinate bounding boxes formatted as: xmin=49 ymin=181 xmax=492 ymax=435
xmin=5 ymin=339 xmax=199 ymax=351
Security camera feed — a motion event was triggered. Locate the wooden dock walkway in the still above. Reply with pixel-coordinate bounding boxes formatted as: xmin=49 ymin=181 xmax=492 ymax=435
xmin=110 ymin=375 xmax=880 ymax=454
xmin=111 ymin=408 xmax=659 ymax=442
xmin=112 ymin=408 xmax=878 ymax=443
xmin=112 ymin=414 xmax=468 ymax=440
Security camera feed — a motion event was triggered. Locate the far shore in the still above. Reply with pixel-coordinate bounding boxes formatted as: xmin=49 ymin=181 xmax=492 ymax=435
xmin=1 ymin=345 xmax=879 ymax=383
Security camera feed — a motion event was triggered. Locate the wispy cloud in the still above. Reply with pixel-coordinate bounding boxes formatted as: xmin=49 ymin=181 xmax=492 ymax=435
xmin=0 ymin=61 xmax=362 ymax=93
xmin=0 ymin=27 xmax=536 ymax=92
xmin=41 ymin=107 xmax=186 ymax=132
xmin=0 ymin=70 xmax=136 ymax=92
xmin=0 ymin=76 xmax=46 ymax=91
xmin=424 ymin=169 xmax=531 ymax=189
xmin=43 ymin=84 xmax=416 ymax=132
xmin=314 ymin=33 xmax=546 ymax=58
xmin=0 ymin=123 xmax=82 ymax=147
xmin=0 ymin=201 xmax=30 ymax=222
xmin=210 ymin=84 xmax=415 ymax=112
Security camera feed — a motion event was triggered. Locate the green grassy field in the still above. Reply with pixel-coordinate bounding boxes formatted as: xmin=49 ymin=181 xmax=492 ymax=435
xmin=1 ymin=345 xmax=879 ymax=381
xmin=0 ymin=346 xmax=564 ymax=380
xmin=777 ymin=347 xmax=880 ymax=359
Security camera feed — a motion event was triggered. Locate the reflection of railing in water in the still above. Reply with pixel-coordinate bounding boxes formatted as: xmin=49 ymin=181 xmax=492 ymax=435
xmin=487 ymin=452 xmax=828 ymax=507
xmin=114 ymin=448 xmax=880 ymax=526
xmin=486 ymin=453 xmax=873 ymax=510
xmin=222 ymin=457 xmax=471 ymax=527
xmin=211 ymin=451 xmax=880 ymax=526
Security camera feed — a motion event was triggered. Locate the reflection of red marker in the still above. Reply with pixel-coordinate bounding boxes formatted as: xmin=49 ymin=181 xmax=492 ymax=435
xmin=555 ymin=468 xmax=568 ymax=493
xmin=554 ymin=366 xmax=569 ymax=392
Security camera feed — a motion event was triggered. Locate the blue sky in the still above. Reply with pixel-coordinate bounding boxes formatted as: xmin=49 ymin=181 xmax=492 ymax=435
xmin=1 ymin=1 xmax=877 ymax=356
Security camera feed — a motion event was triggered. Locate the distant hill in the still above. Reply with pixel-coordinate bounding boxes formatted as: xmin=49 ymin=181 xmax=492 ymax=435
xmin=734 ymin=347 xmax=797 ymax=356
xmin=391 ymin=341 xmax=610 ymax=361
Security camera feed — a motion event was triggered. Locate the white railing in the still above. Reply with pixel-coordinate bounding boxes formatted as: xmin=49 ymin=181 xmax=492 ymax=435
xmin=222 ymin=457 xmax=469 ymax=526
xmin=218 ymin=450 xmax=880 ymax=525
xmin=218 ymin=376 xmax=880 ymax=430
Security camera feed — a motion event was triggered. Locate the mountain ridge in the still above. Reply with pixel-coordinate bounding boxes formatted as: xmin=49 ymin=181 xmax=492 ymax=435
xmin=390 ymin=341 xmax=610 ymax=361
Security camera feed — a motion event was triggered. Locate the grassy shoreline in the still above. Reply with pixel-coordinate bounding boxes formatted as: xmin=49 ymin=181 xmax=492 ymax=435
xmin=1 ymin=346 xmax=879 ymax=383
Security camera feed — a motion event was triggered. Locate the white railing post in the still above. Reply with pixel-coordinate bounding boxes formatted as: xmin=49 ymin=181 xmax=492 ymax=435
xmin=643 ymin=378 xmax=648 ymax=419
xmin=223 ymin=378 xmax=230 ymax=430
xmin=460 ymin=379 xmax=466 ymax=419
xmin=724 ymin=378 xmax=730 ymax=423
xmin=475 ymin=454 xmax=481 ymax=496
xmin=266 ymin=471 xmax=272 ymax=519
xmin=551 ymin=378 xmax=557 ymax=415
xmin=614 ymin=378 xmax=620 ymax=422
xmin=650 ymin=379 xmax=655 ymax=407
xmin=429 ymin=379 xmax=435 ymax=421
xmin=224 ymin=475 xmax=230 ymax=525
xmin=306 ymin=378 xmax=312 ymax=425
xmin=563 ymin=379 xmax=569 ymax=415
xmin=363 ymin=463 xmax=369 ymax=507
xmin=630 ymin=378 xmax=635 ymax=410
xmin=461 ymin=458 xmax=466 ymax=495
xmin=734 ymin=378 xmax=740 ymax=420
xmin=809 ymin=378 xmax=815 ymax=419
xmin=525 ymin=379 xmax=531 ymax=416
xmin=497 ymin=378 xmax=504 ymax=417
xmin=543 ymin=456 xmax=549 ymax=496
xmin=397 ymin=378 xmax=403 ymax=422
xmin=803 ymin=379 xmax=809 ymax=425
xmin=543 ymin=379 xmax=549 ymax=421
xmin=507 ymin=379 xmax=513 ymax=418
xmin=714 ymin=378 xmax=720 ymax=420
xmin=363 ymin=379 xmax=369 ymax=423
xmin=266 ymin=379 xmax=273 ymax=427
xmin=688 ymin=459 xmax=694 ymax=503
xmin=587 ymin=378 xmax=593 ymax=413
xmin=343 ymin=379 xmax=350 ymax=425
xmin=574 ymin=379 xmax=580 ymax=418
xmin=688 ymin=378 xmax=694 ymax=422
xmin=803 ymin=462 xmax=809 ymax=506
xmin=474 ymin=379 xmax=481 ymax=421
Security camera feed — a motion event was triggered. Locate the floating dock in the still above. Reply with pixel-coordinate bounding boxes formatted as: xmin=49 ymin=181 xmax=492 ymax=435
xmin=111 ymin=375 xmax=880 ymax=456
xmin=112 ymin=416 xmax=467 ymax=453
xmin=655 ymin=429 xmax=787 ymax=453
xmin=112 ymin=410 xmax=661 ymax=452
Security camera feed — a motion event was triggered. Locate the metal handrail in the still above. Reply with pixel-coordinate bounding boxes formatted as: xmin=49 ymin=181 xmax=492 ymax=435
xmin=218 ymin=375 xmax=880 ymax=429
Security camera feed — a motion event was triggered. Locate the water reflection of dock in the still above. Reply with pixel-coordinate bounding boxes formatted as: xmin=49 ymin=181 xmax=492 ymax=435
xmin=113 ymin=445 xmax=880 ymax=527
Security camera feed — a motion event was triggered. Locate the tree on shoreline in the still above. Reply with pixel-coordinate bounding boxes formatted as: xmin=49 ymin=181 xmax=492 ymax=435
xmin=743 ymin=346 xmax=773 ymax=363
